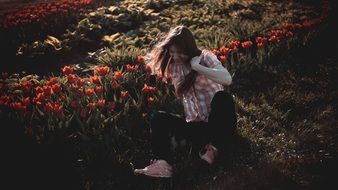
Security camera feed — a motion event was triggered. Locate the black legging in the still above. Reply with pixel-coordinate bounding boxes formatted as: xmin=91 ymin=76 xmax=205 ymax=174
xmin=150 ymin=90 xmax=237 ymax=163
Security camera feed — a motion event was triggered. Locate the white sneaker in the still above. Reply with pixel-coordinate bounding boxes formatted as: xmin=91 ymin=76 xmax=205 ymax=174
xmin=134 ymin=159 xmax=173 ymax=178
xmin=199 ymin=144 xmax=218 ymax=164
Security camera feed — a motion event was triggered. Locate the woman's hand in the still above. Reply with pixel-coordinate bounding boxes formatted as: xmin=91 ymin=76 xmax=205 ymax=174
xmin=189 ymin=53 xmax=232 ymax=86
xmin=190 ymin=56 xmax=202 ymax=71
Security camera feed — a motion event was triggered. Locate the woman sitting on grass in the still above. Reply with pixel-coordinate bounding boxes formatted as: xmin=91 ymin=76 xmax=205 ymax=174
xmin=134 ymin=25 xmax=237 ymax=178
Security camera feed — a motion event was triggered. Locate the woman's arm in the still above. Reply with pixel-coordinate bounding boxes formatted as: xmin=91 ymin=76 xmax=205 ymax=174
xmin=190 ymin=56 xmax=232 ymax=86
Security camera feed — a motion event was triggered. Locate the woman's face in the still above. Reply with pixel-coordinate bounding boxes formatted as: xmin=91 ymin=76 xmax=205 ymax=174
xmin=168 ymin=45 xmax=189 ymax=64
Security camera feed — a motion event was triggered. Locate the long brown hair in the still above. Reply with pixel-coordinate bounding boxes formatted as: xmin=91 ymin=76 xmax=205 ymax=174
xmin=145 ymin=25 xmax=201 ymax=95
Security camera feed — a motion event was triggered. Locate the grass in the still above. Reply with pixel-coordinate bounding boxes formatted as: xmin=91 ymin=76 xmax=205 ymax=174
xmin=82 ymin=1 xmax=337 ymax=189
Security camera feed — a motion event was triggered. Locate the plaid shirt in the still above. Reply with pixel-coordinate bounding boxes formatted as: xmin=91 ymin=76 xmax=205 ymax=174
xmin=169 ymin=49 xmax=224 ymax=122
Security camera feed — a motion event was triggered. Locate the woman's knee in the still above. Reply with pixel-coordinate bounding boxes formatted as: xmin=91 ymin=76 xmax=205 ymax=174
xmin=150 ymin=111 xmax=168 ymax=128
xmin=150 ymin=111 xmax=181 ymax=133
xmin=211 ymin=91 xmax=235 ymax=109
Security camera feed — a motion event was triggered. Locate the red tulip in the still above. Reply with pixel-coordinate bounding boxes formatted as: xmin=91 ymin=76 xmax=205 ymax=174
xmin=111 ymin=81 xmax=120 ymax=89
xmin=67 ymin=74 xmax=77 ymax=83
xmin=80 ymin=109 xmax=87 ymax=118
xmin=120 ymin=91 xmax=129 ymax=100
xmin=229 ymin=40 xmax=240 ymax=50
xmin=95 ymin=86 xmax=104 ymax=94
xmin=90 ymin=75 xmax=101 ymax=85
xmin=20 ymin=81 xmax=32 ymax=93
xmin=108 ymin=102 xmax=116 ymax=110
xmin=98 ymin=99 xmax=105 ymax=108
xmin=71 ymin=100 xmax=79 ymax=109
xmin=137 ymin=55 xmax=144 ymax=63
xmin=126 ymin=64 xmax=138 ymax=72
xmin=241 ymin=41 xmax=253 ymax=49
xmin=113 ymin=71 xmax=124 ymax=80
xmin=62 ymin=66 xmax=74 ymax=75
xmin=86 ymin=88 xmax=95 ymax=97
xmin=88 ymin=103 xmax=96 ymax=110
xmin=142 ymin=84 xmax=157 ymax=93
xmin=147 ymin=96 xmax=155 ymax=105
xmin=95 ymin=66 xmax=110 ymax=76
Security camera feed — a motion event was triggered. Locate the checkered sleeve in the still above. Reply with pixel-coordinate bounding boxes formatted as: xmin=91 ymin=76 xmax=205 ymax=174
xmin=204 ymin=51 xmax=222 ymax=68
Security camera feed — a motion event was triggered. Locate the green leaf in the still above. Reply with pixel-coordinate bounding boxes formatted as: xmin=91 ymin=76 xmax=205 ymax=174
xmin=36 ymin=106 xmax=45 ymax=117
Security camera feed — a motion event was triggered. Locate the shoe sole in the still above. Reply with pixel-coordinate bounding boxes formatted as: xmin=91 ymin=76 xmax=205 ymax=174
xmin=134 ymin=168 xmax=173 ymax=178
xmin=134 ymin=170 xmax=172 ymax=178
